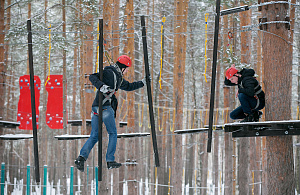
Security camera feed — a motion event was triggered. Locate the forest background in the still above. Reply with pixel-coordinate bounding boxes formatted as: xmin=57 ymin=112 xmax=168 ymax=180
xmin=0 ymin=0 xmax=300 ymax=194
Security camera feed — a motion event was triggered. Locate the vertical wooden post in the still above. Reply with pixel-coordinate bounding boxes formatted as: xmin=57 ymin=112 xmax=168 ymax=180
xmin=207 ymin=0 xmax=221 ymax=153
xmin=98 ymin=19 xmax=104 ymax=182
xmin=141 ymin=16 xmax=160 ymax=168
xmin=27 ymin=19 xmax=40 ymax=183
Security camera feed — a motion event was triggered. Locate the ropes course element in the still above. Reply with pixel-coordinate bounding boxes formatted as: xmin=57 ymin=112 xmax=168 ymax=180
xmin=204 ymin=13 xmax=209 ymax=83
xmin=147 ymin=105 xmax=151 ymax=128
xmin=200 ymin=110 xmax=203 ymax=128
xmin=159 ymin=17 xmax=166 ymax=89
xmin=168 ymin=167 xmax=171 ymax=194
xmin=158 ymin=106 xmax=165 ymax=131
xmin=118 ymin=99 xmax=128 ymax=121
xmin=227 ymin=31 xmax=233 ymax=54
xmin=95 ymin=23 xmax=100 ymax=73
xmin=213 ymin=108 xmax=218 ymax=130
xmin=252 ymin=170 xmax=255 ymax=195
xmin=138 ymin=103 xmax=144 ymax=127
xmin=45 ymin=24 xmax=51 ymax=86
xmin=169 ymin=108 xmax=176 ymax=132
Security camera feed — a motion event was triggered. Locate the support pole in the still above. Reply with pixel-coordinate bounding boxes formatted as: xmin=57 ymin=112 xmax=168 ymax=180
xmin=95 ymin=167 xmax=99 ymax=195
xmin=141 ymin=15 xmax=160 ymax=167
xmin=207 ymin=0 xmax=221 ymax=153
xmin=1 ymin=163 xmax=4 ymax=195
xmin=70 ymin=166 xmax=74 ymax=195
xmin=27 ymin=165 xmax=30 ymax=195
xmin=98 ymin=19 xmax=104 ymax=181
xmin=27 ymin=19 xmax=40 ymax=182
xmin=43 ymin=165 xmax=47 ymax=195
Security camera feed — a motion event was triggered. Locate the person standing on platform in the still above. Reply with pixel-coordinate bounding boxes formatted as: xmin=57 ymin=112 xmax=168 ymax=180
xmin=75 ymin=55 xmax=148 ymax=171
xmin=224 ymin=64 xmax=265 ymax=122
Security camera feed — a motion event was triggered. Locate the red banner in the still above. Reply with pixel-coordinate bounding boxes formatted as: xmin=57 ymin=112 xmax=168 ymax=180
xmin=45 ymin=75 xmax=66 ymax=129
xmin=17 ymin=75 xmax=41 ymax=130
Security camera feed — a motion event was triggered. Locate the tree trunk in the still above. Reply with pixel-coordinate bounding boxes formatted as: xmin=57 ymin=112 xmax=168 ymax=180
xmin=0 ymin=1 xmax=6 ymax=145
xmin=262 ymin=2 xmax=295 ymax=194
xmin=125 ymin=0 xmax=137 ymax=193
xmin=238 ymin=5 xmax=252 ymax=195
xmin=172 ymin=0 xmax=189 ymax=194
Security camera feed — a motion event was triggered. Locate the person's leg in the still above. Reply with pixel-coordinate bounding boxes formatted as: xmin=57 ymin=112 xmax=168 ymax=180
xmin=238 ymin=93 xmax=257 ymax=115
xmin=230 ymin=106 xmax=246 ymax=120
xmin=252 ymin=98 xmax=265 ymax=121
xmin=102 ymin=106 xmax=118 ymax=162
xmin=75 ymin=107 xmax=99 ymax=172
xmin=79 ymin=106 xmax=99 ymax=160
xmin=102 ymin=106 xmax=121 ymax=169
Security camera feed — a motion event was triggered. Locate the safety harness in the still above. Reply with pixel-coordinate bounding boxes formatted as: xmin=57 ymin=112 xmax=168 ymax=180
xmin=239 ymin=80 xmax=263 ymax=110
xmin=92 ymin=71 xmax=118 ymax=116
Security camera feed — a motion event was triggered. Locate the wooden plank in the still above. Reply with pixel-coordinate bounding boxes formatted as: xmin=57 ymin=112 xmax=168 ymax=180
xmin=54 ymin=132 xmax=150 ymax=140
xmin=174 ymin=128 xmax=209 ymax=134
xmin=119 ymin=121 xmax=127 ymax=127
xmin=0 ymin=134 xmax=33 ymax=140
xmin=67 ymin=119 xmax=91 ymax=126
xmin=0 ymin=120 xmax=20 ymax=128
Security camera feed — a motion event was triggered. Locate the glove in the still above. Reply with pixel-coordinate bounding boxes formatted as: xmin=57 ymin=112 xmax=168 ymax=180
xmin=99 ymin=84 xmax=110 ymax=93
xmin=142 ymin=75 xmax=151 ymax=86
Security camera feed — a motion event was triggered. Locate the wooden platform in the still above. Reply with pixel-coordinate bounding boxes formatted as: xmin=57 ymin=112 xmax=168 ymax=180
xmin=0 ymin=134 xmax=33 ymax=140
xmin=55 ymin=132 xmax=150 ymax=140
xmin=224 ymin=120 xmax=300 ymax=137
xmin=68 ymin=119 xmax=91 ymax=126
xmin=175 ymin=125 xmax=224 ymax=134
xmin=119 ymin=121 xmax=127 ymax=127
xmin=0 ymin=120 xmax=20 ymax=128
xmin=68 ymin=120 xmax=128 ymax=128
xmin=174 ymin=128 xmax=209 ymax=134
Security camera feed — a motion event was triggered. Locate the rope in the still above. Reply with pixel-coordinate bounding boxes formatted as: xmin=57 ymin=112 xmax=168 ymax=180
xmin=252 ymin=170 xmax=254 ymax=195
xmin=154 ymin=167 xmax=157 ymax=195
xmin=118 ymin=99 xmax=128 ymax=121
xmin=194 ymin=169 xmax=197 ymax=195
xmin=96 ymin=23 xmax=99 ymax=73
xmin=45 ymin=24 xmax=51 ymax=86
xmin=213 ymin=108 xmax=218 ymax=130
xmin=204 ymin=13 xmax=209 ymax=83
xmin=138 ymin=103 xmax=144 ymax=127
xmin=169 ymin=108 xmax=176 ymax=132
xmin=158 ymin=107 xmax=165 ymax=131
xmin=168 ymin=167 xmax=171 ymax=194
xmin=147 ymin=105 xmax=151 ymax=128
xmin=159 ymin=17 xmax=166 ymax=89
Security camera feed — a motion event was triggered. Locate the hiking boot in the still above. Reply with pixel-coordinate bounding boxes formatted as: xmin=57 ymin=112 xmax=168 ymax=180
xmin=253 ymin=110 xmax=263 ymax=122
xmin=241 ymin=114 xmax=255 ymax=123
xmin=107 ymin=161 xmax=122 ymax=169
xmin=75 ymin=156 xmax=85 ymax=172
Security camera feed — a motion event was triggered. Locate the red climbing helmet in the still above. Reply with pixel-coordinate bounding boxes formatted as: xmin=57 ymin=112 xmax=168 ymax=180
xmin=117 ymin=55 xmax=132 ymax=67
xmin=226 ymin=67 xmax=238 ymax=79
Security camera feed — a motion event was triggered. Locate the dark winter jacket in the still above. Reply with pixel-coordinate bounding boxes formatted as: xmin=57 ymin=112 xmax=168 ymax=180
xmin=224 ymin=68 xmax=265 ymax=100
xmin=89 ymin=65 xmax=144 ymax=108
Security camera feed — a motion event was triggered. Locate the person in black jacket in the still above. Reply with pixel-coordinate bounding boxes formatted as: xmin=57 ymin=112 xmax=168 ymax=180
xmin=224 ymin=64 xmax=265 ymax=122
xmin=75 ymin=55 xmax=147 ymax=171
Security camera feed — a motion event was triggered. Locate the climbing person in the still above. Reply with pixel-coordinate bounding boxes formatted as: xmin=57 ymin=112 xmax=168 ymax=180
xmin=75 ymin=55 xmax=148 ymax=171
xmin=224 ymin=64 xmax=265 ymax=122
